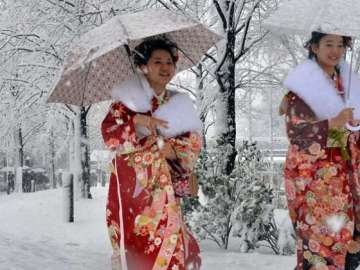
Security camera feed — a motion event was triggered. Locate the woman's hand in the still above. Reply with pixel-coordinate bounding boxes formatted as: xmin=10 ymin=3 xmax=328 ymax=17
xmin=329 ymin=108 xmax=354 ymax=129
xmin=133 ymin=114 xmax=168 ymax=135
xmin=349 ymin=119 xmax=360 ymax=126
xmin=346 ymin=119 xmax=360 ymax=132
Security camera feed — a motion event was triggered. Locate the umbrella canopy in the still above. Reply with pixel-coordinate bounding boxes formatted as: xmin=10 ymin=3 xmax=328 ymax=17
xmin=47 ymin=8 xmax=222 ymax=106
xmin=264 ymin=0 xmax=360 ymax=38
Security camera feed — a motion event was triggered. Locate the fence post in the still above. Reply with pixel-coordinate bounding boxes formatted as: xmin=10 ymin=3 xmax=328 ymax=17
xmin=69 ymin=174 xmax=74 ymax=222
xmin=31 ymin=179 xmax=35 ymax=192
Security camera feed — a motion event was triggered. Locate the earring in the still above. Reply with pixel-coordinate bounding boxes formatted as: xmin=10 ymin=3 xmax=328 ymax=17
xmin=136 ymin=66 xmax=148 ymax=75
xmin=142 ymin=66 xmax=148 ymax=75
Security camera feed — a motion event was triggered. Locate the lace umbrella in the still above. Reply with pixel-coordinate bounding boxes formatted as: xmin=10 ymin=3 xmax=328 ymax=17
xmin=47 ymin=8 xmax=222 ymax=106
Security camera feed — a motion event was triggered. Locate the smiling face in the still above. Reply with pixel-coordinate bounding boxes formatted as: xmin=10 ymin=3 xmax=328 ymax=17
xmin=311 ymin=34 xmax=345 ymax=74
xmin=140 ymin=49 xmax=176 ymax=93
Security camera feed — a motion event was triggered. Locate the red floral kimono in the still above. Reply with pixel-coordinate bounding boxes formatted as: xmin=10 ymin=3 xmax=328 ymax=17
xmin=102 ymin=90 xmax=202 ymax=270
xmin=281 ymin=59 xmax=360 ymax=270
xmin=281 ymin=87 xmax=360 ymax=270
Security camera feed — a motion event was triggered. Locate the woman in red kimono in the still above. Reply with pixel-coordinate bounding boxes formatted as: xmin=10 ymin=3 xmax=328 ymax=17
xmin=280 ymin=32 xmax=360 ymax=270
xmin=101 ymin=38 xmax=202 ymax=270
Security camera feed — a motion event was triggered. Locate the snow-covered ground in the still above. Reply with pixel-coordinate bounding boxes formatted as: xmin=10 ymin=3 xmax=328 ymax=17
xmin=0 ymin=186 xmax=295 ymax=270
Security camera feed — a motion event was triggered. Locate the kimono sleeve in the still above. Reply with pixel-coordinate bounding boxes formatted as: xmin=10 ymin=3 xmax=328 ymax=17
xmin=280 ymin=91 xmax=329 ymax=149
xmin=167 ymin=131 xmax=202 ymax=172
xmin=101 ymin=102 xmax=139 ymax=152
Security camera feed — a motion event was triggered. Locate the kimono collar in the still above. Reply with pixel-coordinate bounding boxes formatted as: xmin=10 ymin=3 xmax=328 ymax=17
xmin=283 ymin=59 xmax=360 ymax=120
xmin=111 ymin=73 xmax=157 ymax=113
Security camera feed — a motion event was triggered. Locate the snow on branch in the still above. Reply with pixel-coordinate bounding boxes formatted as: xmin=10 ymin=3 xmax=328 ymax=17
xmin=44 ymin=0 xmax=73 ymax=13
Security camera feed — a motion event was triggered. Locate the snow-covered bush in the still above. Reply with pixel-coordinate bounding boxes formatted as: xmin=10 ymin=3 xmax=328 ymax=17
xmin=187 ymin=141 xmax=275 ymax=251
xmin=274 ymin=209 xmax=296 ymax=255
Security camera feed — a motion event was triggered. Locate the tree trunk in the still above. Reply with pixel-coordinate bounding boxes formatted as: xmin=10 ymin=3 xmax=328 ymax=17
xmin=18 ymin=127 xmax=24 ymax=167
xmin=80 ymin=106 xmax=92 ymax=199
xmin=16 ymin=127 xmax=24 ymax=193
xmin=196 ymin=63 xmax=207 ymax=149
xmin=215 ymin=26 xmax=237 ymax=175
xmin=49 ymin=129 xmax=56 ymax=188
xmin=223 ymin=215 xmax=232 ymax=250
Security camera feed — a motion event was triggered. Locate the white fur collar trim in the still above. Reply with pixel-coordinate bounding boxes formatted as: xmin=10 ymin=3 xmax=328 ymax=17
xmin=283 ymin=59 xmax=360 ymax=120
xmin=111 ymin=74 xmax=202 ymax=138
xmin=111 ymin=73 xmax=154 ymax=113
xmin=153 ymin=93 xmax=203 ymax=138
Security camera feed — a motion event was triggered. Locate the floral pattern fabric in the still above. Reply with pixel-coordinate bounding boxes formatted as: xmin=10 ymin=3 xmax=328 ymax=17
xmin=282 ymin=92 xmax=360 ymax=270
xmin=102 ymin=92 xmax=202 ymax=270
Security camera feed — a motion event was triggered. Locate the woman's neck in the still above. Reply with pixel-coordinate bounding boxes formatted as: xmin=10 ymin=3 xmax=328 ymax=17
xmin=317 ymin=61 xmax=336 ymax=77
xmin=149 ymin=82 xmax=166 ymax=96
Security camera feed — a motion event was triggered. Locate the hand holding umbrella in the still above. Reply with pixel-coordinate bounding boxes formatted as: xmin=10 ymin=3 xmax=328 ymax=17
xmin=329 ymin=107 xmax=354 ymax=129
xmin=133 ymin=114 xmax=169 ymax=151
xmin=133 ymin=114 xmax=168 ymax=135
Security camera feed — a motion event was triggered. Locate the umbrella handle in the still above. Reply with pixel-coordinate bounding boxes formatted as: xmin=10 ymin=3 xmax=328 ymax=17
xmin=345 ymin=84 xmax=360 ymax=130
xmin=157 ymin=137 xmax=165 ymax=149
xmin=345 ymin=43 xmax=356 ymax=132
xmin=346 ymin=122 xmax=360 ymax=131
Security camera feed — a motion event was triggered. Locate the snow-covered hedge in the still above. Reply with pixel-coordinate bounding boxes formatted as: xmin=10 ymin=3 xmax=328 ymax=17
xmin=185 ymin=141 xmax=285 ymax=252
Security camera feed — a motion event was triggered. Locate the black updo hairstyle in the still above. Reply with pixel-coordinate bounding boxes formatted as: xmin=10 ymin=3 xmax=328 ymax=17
xmin=133 ymin=36 xmax=179 ymax=66
xmin=305 ymin=31 xmax=352 ymax=60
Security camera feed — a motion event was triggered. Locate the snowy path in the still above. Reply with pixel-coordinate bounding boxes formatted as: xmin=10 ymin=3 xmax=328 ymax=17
xmin=0 ymin=187 xmax=295 ymax=270
xmin=0 ymin=233 xmax=108 ymax=270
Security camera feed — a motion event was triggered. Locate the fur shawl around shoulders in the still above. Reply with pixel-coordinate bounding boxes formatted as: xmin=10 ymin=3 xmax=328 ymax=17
xmin=283 ymin=59 xmax=360 ymax=120
xmin=111 ymin=73 xmax=154 ymax=113
xmin=111 ymin=73 xmax=202 ymax=138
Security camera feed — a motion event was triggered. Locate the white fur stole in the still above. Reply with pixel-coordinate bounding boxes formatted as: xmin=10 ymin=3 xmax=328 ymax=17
xmin=283 ymin=59 xmax=360 ymax=120
xmin=111 ymin=73 xmax=153 ymax=113
xmin=153 ymin=93 xmax=203 ymax=138
xmin=111 ymin=74 xmax=202 ymax=138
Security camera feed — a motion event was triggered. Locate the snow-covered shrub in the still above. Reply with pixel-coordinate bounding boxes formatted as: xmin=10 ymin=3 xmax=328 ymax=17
xmin=274 ymin=209 xmax=296 ymax=255
xmin=187 ymin=141 xmax=275 ymax=251
xmin=230 ymin=142 xmax=274 ymax=252
xmin=183 ymin=148 xmax=233 ymax=249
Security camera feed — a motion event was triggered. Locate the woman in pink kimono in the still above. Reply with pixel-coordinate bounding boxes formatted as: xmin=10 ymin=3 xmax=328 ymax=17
xmin=280 ymin=31 xmax=360 ymax=270
xmin=101 ymin=38 xmax=202 ymax=270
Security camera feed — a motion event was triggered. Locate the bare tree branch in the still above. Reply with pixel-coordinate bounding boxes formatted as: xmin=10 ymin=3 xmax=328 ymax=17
xmin=2 ymin=47 xmax=62 ymax=61
xmin=154 ymin=0 xmax=171 ymax=9
xmin=212 ymin=0 xmax=227 ymax=30
xmin=23 ymin=122 xmax=46 ymax=145
xmin=234 ymin=0 xmax=246 ymax=32
xmin=45 ymin=0 xmax=72 ymax=13
xmin=235 ymin=31 xmax=268 ymax=61
xmin=65 ymin=104 xmax=76 ymax=115
xmin=85 ymin=105 xmax=92 ymax=115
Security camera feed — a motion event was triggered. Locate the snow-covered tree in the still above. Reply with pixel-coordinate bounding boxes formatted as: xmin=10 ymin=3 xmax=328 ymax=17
xmin=189 ymin=141 xmax=274 ymax=250
xmin=230 ymin=142 xmax=274 ymax=252
xmin=0 ymin=0 xmax=149 ymax=197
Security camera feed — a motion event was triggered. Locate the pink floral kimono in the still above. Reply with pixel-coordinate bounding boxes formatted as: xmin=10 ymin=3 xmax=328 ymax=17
xmin=101 ymin=75 xmax=202 ymax=270
xmin=281 ymin=60 xmax=360 ymax=270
